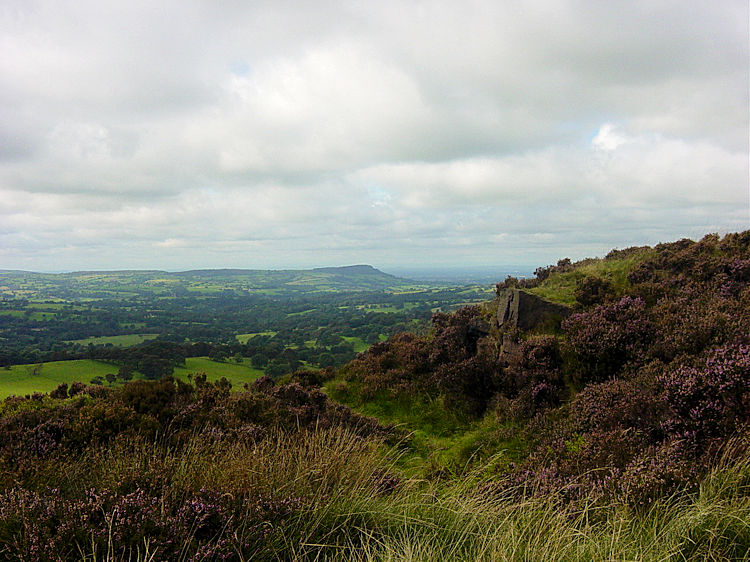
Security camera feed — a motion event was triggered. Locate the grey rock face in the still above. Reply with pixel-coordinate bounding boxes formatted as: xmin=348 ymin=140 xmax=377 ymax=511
xmin=495 ymin=289 xmax=571 ymax=332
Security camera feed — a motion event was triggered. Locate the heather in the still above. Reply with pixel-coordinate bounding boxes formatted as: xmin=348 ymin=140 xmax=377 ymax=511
xmin=1 ymin=232 xmax=748 ymax=559
xmin=336 ymin=232 xmax=749 ymax=506
xmin=0 ymin=376 xmax=398 ymax=560
xmin=1 ymin=387 xmax=747 ymax=560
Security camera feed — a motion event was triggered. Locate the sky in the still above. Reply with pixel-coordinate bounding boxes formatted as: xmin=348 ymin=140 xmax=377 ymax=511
xmin=1 ymin=0 xmax=748 ymax=272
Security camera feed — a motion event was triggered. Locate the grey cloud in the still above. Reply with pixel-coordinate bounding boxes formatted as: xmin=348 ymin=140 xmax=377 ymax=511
xmin=0 ymin=0 xmax=746 ymax=271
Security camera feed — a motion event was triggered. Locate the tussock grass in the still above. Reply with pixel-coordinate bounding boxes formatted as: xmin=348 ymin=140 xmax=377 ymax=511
xmin=297 ymin=437 xmax=749 ymax=561
xmin=40 ymin=429 xmax=750 ymax=561
xmin=327 ymin=452 xmax=749 ymax=561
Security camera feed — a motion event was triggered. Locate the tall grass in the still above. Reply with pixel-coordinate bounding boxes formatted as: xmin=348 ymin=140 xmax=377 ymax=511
xmin=33 ymin=428 xmax=749 ymax=560
xmin=329 ymin=450 xmax=750 ymax=561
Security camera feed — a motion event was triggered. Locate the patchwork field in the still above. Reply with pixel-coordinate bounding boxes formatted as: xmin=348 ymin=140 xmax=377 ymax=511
xmin=235 ymin=331 xmax=277 ymax=343
xmin=66 ymin=334 xmax=160 ymax=346
xmin=172 ymin=357 xmax=265 ymax=386
xmin=0 ymin=360 xmax=118 ymax=399
xmin=0 ymin=357 xmax=265 ymax=398
xmin=341 ymin=336 xmax=369 ymax=353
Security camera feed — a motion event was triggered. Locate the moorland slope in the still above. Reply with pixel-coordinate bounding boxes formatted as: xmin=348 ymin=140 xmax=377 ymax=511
xmin=0 ymin=232 xmax=747 ymax=560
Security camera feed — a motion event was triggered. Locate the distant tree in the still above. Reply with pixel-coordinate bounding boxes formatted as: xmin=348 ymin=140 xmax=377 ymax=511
xmin=90 ymin=376 xmax=104 ymax=385
xmin=318 ymin=352 xmax=336 ymax=368
xmin=251 ymin=353 xmax=269 ymax=368
xmin=139 ymin=355 xmax=174 ymax=380
xmin=209 ymin=348 xmax=227 ymax=362
xmin=105 ymin=373 xmax=117 ymax=386
xmin=265 ymin=360 xmax=287 ymax=378
xmin=117 ymin=366 xmax=133 ymax=382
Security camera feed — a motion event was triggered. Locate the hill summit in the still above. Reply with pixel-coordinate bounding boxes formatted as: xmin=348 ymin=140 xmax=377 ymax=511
xmin=312 ymin=265 xmax=390 ymax=276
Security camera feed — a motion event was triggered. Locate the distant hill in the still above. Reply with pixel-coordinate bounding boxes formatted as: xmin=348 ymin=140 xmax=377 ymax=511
xmin=0 ymin=265 xmax=413 ymax=300
xmin=312 ymin=265 xmax=391 ymax=276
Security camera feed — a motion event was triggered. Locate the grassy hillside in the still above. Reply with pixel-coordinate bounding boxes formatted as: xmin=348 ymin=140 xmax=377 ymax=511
xmin=526 ymin=246 xmax=655 ymax=305
xmin=327 ymin=232 xmax=750 ymax=497
xmin=0 ymin=359 xmax=118 ymax=398
xmin=0 ymin=373 xmax=746 ymax=560
xmin=0 ymin=356 xmax=264 ymax=398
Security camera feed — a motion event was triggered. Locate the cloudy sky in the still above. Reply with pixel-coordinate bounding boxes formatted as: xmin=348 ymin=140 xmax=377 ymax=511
xmin=1 ymin=0 xmax=747 ymax=272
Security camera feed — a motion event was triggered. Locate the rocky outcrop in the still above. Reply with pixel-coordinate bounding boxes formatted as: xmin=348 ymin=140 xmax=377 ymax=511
xmin=493 ymin=289 xmax=570 ymax=365
xmin=495 ymin=289 xmax=571 ymax=332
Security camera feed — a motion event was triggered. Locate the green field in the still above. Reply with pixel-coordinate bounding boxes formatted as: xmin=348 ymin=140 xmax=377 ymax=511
xmin=0 ymin=310 xmax=57 ymax=321
xmin=235 ymin=331 xmax=277 ymax=343
xmin=0 ymin=360 xmax=119 ymax=398
xmin=342 ymin=336 xmax=369 ymax=353
xmin=173 ymin=357 xmax=265 ymax=387
xmin=0 ymin=357 xmax=265 ymax=399
xmin=66 ymin=334 xmax=160 ymax=346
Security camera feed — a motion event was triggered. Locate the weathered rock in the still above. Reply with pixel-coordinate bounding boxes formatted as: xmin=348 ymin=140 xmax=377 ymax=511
xmin=466 ymin=319 xmax=491 ymax=355
xmin=499 ymin=332 xmax=522 ymax=364
xmin=495 ymin=289 xmax=571 ymax=332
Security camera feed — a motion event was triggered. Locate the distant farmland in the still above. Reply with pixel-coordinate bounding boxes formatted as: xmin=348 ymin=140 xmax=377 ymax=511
xmin=0 ymin=357 xmax=264 ymax=399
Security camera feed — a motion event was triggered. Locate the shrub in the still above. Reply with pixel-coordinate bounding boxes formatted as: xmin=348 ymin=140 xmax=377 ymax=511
xmin=563 ymin=296 xmax=653 ymax=383
xmin=49 ymin=383 xmax=68 ymax=400
xmin=660 ymin=340 xmax=750 ymax=441
xmin=574 ymin=275 xmax=615 ymax=307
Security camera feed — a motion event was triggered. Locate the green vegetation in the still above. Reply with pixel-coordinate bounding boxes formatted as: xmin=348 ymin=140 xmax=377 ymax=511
xmin=172 ymin=357 xmax=264 ymax=386
xmin=341 ymin=336 xmax=369 ymax=353
xmin=338 ymin=453 xmax=750 ymax=561
xmin=0 ymin=381 xmax=746 ymax=560
xmin=325 ymin=381 xmax=524 ymax=477
xmin=0 ymin=267 xmax=490 ymax=373
xmin=0 ymin=234 xmax=747 ymax=559
xmin=236 ymin=331 xmax=277 ymax=343
xmin=0 ymin=356 xmax=263 ymax=398
xmin=0 ymin=359 xmax=117 ymax=399
xmin=0 ymin=265 xmax=409 ymax=300
xmin=65 ymin=334 xmax=159 ymax=346
xmin=527 ymin=247 xmax=654 ymax=305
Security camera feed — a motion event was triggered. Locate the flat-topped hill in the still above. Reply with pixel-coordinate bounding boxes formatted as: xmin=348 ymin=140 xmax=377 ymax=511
xmin=313 ymin=265 xmax=390 ymax=275
xmin=0 ymin=265 xmax=412 ymax=299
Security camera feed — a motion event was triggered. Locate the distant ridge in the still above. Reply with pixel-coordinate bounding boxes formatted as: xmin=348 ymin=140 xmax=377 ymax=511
xmin=0 ymin=266 xmax=395 ymax=277
xmin=312 ymin=265 xmax=391 ymax=276
xmin=0 ymin=265 xmax=411 ymax=298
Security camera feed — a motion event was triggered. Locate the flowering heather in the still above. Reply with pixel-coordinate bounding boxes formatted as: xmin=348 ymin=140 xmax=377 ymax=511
xmin=0 ymin=484 xmax=304 ymax=561
xmin=563 ymin=296 xmax=653 ymax=382
xmin=660 ymin=340 xmax=750 ymax=441
xmin=0 ymin=375 xmax=393 ymax=560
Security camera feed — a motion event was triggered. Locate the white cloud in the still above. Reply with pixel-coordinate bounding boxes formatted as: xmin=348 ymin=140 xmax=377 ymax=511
xmin=591 ymin=124 xmax=627 ymax=152
xmin=0 ymin=0 xmax=746 ymax=271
